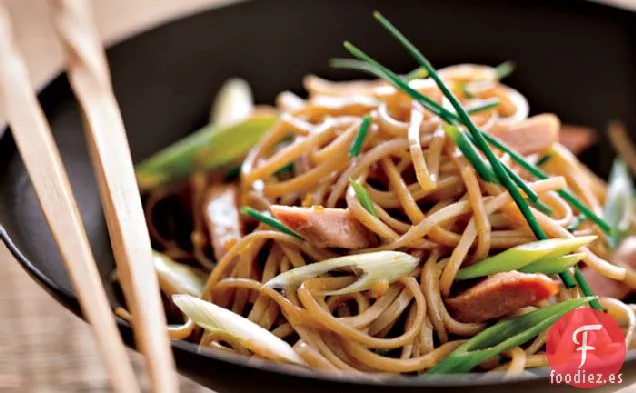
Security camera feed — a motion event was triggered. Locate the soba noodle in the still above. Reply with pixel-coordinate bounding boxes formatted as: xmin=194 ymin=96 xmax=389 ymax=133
xmin=126 ymin=62 xmax=636 ymax=377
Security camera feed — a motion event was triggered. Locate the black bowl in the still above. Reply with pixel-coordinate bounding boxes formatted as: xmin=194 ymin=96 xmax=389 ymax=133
xmin=2 ymin=0 xmax=636 ymax=392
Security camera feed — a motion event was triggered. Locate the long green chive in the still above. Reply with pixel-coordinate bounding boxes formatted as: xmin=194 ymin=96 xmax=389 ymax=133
xmin=335 ymin=49 xmax=609 ymax=235
xmin=374 ymin=12 xmax=545 ymax=239
xmin=372 ymin=11 xmax=584 ymax=291
xmin=330 ymin=59 xmax=427 ymax=82
xmin=343 ymin=38 xmax=547 ymax=222
xmin=349 ymin=116 xmax=372 ymax=157
xmin=349 ymin=179 xmax=378 ymax=217
xmin=340 ymin=43 xmax=496 ymax=187
xmin=462 ymin=131 xmax=548 ymax=217
xmin=503 ymin=165 xmax=540 ymax=203
xmin=338 ymin=13 xmax=605 ymax=301
xmin=536 ymin=153 xmax=553 ymax=167
xmin=560 ymin=269 xmax=577 ymax=289
xmin=240 ymin=207 xmax=303 ymax=240
xmin=330 ymin=58 xmax=378 ymax=76
xmin=337 ymin=44 xmax=456 ymax=123
xmin=495 ymin=61 xmax=515 ymax=80
xmin=482 ymin=133 xmax=611 ymax=234
xmin=443 ymin=125 xmax=497 ymax=183
xmin=528 ymin=199 xmax=553 ymax=216
xmin=465 ymin=98 xmax=500 ymax=115
xmin=573 ymin=267 xmax=602 ymax=310
xmin=499 ymin=162 xmax=551 ymax=214
xmin=344 ymin=13 xmax=609 ymax=238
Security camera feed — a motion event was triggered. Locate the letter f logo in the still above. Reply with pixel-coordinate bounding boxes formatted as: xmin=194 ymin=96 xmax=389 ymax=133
xmin=572 ymin=324 xmax=603 ymax=368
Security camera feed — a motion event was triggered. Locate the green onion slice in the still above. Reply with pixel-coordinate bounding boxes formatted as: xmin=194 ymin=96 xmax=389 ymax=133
xmin=173 ymin=294 xmax=306 ymax=365
xmin=426 ymin=297 xmax=594 ymax=374
xmin=604 ymin=159 xmax=634 ymax=249
xmin=264 ymin=251 xmax=418 ymax=296
xmin=518 ymin=253 xmax=586 ymax=275
xmin=455 ymin=236 xmax=596 ymax=280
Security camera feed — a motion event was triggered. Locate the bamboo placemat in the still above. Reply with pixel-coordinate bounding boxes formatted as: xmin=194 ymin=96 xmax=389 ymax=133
xmin=0 ymin=243 xmax=209 ymax=393
xmin=3 ymin=242 xmax=636 ymax=393
xmin=0 ymin=1 xmax=226 ymax=391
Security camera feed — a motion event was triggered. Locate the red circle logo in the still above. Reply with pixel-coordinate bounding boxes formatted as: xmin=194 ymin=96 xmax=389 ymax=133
xmin=546 ymin=308 xmax=626 ymax=388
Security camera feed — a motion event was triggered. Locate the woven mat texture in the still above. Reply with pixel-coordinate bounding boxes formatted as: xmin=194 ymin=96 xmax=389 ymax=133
xmin=0 ymin=244 xmax=210 ymax=393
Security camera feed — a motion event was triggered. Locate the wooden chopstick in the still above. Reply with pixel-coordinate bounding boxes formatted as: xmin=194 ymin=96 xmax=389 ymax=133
xmin=49 ymin=1 xmax=180 ymax=392
xmin=0 ymin=3 xmax=141 ymax=393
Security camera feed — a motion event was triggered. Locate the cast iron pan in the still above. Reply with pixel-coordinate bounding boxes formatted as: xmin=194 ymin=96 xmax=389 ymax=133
xmin=1 ymin=0 xmax=636 ymax=391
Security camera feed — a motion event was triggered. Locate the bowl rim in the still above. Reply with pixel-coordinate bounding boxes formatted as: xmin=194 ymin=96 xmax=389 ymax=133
xmin=0 ymin=225 xmax=554 ymax=387
xmin=2 ymin=0 xmax=636 ymax=387
xmin=3 ymin=217 xmax=636 ymax=388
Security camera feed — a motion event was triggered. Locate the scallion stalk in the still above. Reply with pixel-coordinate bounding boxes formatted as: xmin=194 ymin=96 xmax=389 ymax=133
xmin=425 ymin=297 xmax=593 ymax=374
xmin=604 ymin=159 xmax=634 ymax=249
xmin=519 ymin=253 xmax=586 ymax=275
xmin=264 ymin=251 xmax=418 ymax=295
xmin=173 ymin=294 xmax=305 ymax=365
xmin=495 ymin=61 xmax=515 ymax=80
xmin=455 ymin=237 xmax=595 ymax=280
xmin=136 ymin=116 xmax=277 ymax=190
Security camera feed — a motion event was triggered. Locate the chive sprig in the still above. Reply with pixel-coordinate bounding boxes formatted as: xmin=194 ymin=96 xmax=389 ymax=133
xmin=349 ymin=115 xmax=372 ymax=158
xmin=240 ymin=207 xmax=303 ymax=240
xmin=336 ymin=11 xmax=612 ymax=303
xmin=333 ymin=38 xmax=609 ymax=236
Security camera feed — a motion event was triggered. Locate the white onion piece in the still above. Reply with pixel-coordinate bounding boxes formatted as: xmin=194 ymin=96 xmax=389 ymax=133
xmin=172 ymin=295 xmax=306 ymax=365
xmin=264 ymin=251 xmax=418 ymax=296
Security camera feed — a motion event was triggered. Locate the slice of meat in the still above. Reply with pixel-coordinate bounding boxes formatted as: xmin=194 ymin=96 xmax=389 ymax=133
xmin=559 ymin=125 xmax=597 ymax=155
xmin=445 ymin=271 xmax=560 ymax=323
xmin=579 ymin=268 xmax=630 ymax=300
xmin=270 ymin=206 xmax=378 ymax=249
xmin=366 ymin=161 xmax=386 ymax=182
xmin=203 ymin=184 xmax=242 ymax=260
xmin=581 ymin=236 xmax=636 ymax=300
xmin=612 ymin=236 xmax=636 ymax=269
xmin=488 ymin=114 xmax=560 ymax=156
